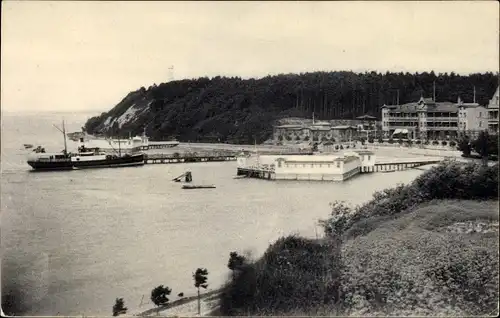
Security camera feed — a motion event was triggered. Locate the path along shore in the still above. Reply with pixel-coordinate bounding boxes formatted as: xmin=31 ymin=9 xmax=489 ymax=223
xmin=134 ymin=289 xmax=222 ymax=317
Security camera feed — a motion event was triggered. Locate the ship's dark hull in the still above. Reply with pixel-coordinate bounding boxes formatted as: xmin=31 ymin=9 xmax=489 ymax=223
xmin=28 ymin=154 xmax=145 ymax=171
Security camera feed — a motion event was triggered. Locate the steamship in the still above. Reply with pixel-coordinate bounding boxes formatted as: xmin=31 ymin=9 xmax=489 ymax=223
xmin=26 ymin=121 xmax=145 ymax=171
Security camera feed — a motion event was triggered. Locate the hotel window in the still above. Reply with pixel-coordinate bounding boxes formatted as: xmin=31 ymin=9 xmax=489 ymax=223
xmin=336 ymin=162 xmax=340 ymax=168
xmin=303 ymin=164 xmax=305 ymax=168
xmin=368 ymin=155 xmax=371 ymax=160
xmin=328 ymin=164 xmax=331 ymax=168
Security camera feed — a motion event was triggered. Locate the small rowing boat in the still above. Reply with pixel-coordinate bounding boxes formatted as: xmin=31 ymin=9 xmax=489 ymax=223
xmin=182 ymin=184 xmax=216 ymax=189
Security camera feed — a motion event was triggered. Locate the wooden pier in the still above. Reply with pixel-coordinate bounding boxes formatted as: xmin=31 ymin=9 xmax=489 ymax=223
xmin=144 ymin=153 xmax=237 ymax=164
xmin=139 ymin=141 xmax=180 ymax=150
xmin=359 ymin=158 xmax=442 ymax=173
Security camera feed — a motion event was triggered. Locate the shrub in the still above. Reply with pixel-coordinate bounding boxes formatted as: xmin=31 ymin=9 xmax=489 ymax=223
xmin=397 ymin=139 xmax=403 ymax=144
xmin=432 ymin=140 xmax=439 ymax=145
xmin=377 ymin=137 xmax=383 ymax=143
xmin=112 ymin=298 xmax=127 ymax=316
xmin=441 ymin=141 xmax=448 ymax=146
xmin=335 ymin=145 xmax=339 ymax=150
xmin=151 ymin=285 xmax=172 ymax=307
xmin=449 ymin=140 xmax=456 ymax=147
xmin=219 ymin=236 xmax=342 ymax=316
xmin=415 ymin=139 xmax=421 ymax=145
xmin=368 ymin=138 xmax=374 ymax=143
xmin=388 ymin=139 xmax=394 ymax=144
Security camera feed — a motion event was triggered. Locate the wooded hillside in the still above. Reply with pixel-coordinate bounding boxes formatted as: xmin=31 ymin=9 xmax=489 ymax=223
xmin=84 ymin=71 xmax=498 ymax=144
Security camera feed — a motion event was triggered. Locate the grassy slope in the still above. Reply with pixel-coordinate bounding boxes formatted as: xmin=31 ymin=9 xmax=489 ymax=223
xmin=218 ymin=162 xmax=499 ymax=316
xmin=341 ymin=199 xmax=499 ymax=316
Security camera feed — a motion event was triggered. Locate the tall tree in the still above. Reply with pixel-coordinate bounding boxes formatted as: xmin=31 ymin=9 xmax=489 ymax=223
xmin=193 ymin=268 xmax=209 ymax=315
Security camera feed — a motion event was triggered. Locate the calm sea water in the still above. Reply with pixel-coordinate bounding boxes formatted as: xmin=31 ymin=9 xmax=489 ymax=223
xmin=1 ymin=112 xmax=425 ymax=316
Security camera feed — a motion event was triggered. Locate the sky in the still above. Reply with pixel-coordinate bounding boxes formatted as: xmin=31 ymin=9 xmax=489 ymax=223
xmin=1 ymin=1 xmax=499 ymax=113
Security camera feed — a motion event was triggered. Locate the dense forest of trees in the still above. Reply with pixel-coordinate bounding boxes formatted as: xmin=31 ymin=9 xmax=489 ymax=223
xmin=84 ymin=71 xmax=498 ymax=144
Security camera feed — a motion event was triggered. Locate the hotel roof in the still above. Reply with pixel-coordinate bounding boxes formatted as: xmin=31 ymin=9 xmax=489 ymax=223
xmin=382 ymin=101 xmax=459 ymax=113
xmin=356 ymin=115 xmax=377 ymax=120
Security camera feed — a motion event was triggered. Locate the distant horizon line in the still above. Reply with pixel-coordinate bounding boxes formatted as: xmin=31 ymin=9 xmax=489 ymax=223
xmin=1 ymin=109 xmax=105 ymax=114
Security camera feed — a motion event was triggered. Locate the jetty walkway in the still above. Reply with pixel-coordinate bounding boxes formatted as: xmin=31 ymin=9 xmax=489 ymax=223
xmin=144 ymin=152 xmax=237 ymax=164
xmin=143 ymin=149 xmax=313 ymax=164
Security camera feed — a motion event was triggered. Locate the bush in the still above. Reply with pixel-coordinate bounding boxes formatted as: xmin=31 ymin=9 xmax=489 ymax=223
xmin=219 ymin=236 xmax=342 ymax=316
xmin=449 ymin=141 xmax=457 ymax=147
xmin=388 ymin=139 xmax=394 ymax=144
xmin=432 ymin=140 xmax=439 ymax=145
xmin=151 ymin=285 xmax=172 ymax=307
xmin=397 ymin=139 xmax=403 ymax=144
xmin=415 ymin=140 xmax=421 ymax=145
xmin=441 ymin=141 xmax=448 ymax=146
xmin=377 ymin=137 xmax=384 ymax=143
xmin=368 ymin=138 xmax=374 ymax=143
xmin=112 ymin=298 xmax=127 ymax=316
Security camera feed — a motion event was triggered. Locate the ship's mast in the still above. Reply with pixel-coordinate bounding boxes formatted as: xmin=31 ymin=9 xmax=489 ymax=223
xmin=53 ymin=120 xmax=69 ymax=155
xmin=62 ymin=120 xmax=68 ymax=155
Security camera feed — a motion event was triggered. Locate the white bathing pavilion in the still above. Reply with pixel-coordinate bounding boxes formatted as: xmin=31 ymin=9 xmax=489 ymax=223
xmin=236 ymin=150 xmax=376 ymax=181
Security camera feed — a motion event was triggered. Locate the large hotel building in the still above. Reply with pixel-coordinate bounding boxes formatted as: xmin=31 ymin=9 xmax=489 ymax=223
xmin=488 ymin=86 xmax=499 ymax=133
xmin=381 ymin=95 xmax=490 ymax=140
